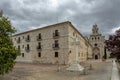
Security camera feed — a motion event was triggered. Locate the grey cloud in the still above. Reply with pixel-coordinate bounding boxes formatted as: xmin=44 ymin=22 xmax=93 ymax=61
xmin=0 ymin=0 xmax=120 ymax=39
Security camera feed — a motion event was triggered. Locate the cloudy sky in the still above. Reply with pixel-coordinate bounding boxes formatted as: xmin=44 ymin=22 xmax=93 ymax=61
xmin=0 ymin=0 xmax=120 ymax=38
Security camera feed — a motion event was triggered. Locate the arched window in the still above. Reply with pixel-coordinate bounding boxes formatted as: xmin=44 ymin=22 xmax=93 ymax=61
xmin=92 ymin=37 xmax=94 ymax=40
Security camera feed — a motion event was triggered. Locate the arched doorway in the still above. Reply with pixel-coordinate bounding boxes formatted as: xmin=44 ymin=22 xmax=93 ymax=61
xmin=93 ymin=47 xmax=100 ymax=60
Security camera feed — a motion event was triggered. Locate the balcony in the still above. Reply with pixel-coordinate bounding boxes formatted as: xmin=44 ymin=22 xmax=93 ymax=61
xmin=25 ymin=47 xmax=30 ymax=52
xmin=37 ymin=46 xmax=42 ymax=51
xmin=53 ymin=43 xmax=59 ymax=50
xmin=25 ymin=38 xmax=30 ymax=42
xmin=17 ymin=39 xmax=20 ymax=43
xmin=36 ymin=36 xmax=42 ymax=41
xmin=53 ymin=32 xmax=59 ymax=39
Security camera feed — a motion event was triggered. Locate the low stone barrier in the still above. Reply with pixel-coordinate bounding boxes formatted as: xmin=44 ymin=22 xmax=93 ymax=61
xmin=111 ymin=60 xmax=120 ymax=80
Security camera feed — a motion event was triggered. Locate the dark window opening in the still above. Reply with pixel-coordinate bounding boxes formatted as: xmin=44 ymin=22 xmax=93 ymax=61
xmin=55 ymin=52 xmax=58 ymax=57
xmin=38 ymin=42 xmax=41 ymax=49
xmin=17 ymin=37 xmax=20 ymax=43
xmin=26 ymin=35 xmax=30 ymax=41
xmin=27 ymin=44 xmax=30 ymax=50
xmin=55 ymin=30 xmax=59 ymax=36
xmin=98 ymin=37 xmax=99 ymax=40
xmin=54 ymin=40 xmax=59 ymax=47
xmin=18 ymin=45 xmax=20 ymax=50
xmin=38 ymin=52 xmax=41 ymax=57
xmin=53 ymin=30 xmax=59 ymax=37
xmin=95 ymin=37 xmax=96 ymax=40
xmin=22 ymin=53 xmax=24 ymax=57
xmin=92 ymin=38 xmax=93 ymax=40
xmin=94 ymin=43 xmax=97 ymax=46
xmin=38 ymin=33 xmax=41 ymax=39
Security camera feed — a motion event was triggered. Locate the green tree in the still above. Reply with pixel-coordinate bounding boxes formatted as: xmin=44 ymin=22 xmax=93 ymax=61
xmin=105 ymin=28 xmax=120 ymax=60
xmin=0 ymin=11 xmax=20 ymax=75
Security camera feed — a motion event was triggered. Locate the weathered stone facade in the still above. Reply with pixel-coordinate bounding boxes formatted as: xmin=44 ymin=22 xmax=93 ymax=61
xmin=12 ymin=21 xmax=92 ymax=64
xmin=89 ymin=24 xmax=105 ymax=59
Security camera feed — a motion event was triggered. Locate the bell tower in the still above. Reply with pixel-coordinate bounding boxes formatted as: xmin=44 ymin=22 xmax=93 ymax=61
xmin=89 ymin=24 xmax=106 ymax=60
xmin=92 ymin=24 xmax=99 ymax=35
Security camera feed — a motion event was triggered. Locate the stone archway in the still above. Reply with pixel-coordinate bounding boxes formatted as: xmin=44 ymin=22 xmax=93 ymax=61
xmin=93 ymin=47 xmax=100 ymax=60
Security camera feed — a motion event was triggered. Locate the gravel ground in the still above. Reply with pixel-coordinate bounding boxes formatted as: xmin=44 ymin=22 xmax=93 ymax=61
xmin=0 ymin=60 xmax=112 ymax=80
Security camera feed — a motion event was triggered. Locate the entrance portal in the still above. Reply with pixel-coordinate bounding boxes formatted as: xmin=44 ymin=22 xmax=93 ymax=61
xmin=93 ymin=47 xmax=100 ymax=60
xmin=95 ymin=55 xmax=98 ymax=59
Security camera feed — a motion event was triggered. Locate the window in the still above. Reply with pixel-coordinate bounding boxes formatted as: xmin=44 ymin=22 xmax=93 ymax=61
xmin=22 ymin=45 xmax=24 ymax=48
xmin=95 ymin=37 xmax=96 ymax=40
xmin=17 ymin=37 xmax=20 ymax=43
xmin=26 ymin=35 xmax=30 ymax=42
xmin=38 ymin=33 xmax=41 ymax=39
xmin=27 ymin=44 xmax=30 ymax=50
xmin=55 ymin=40 xmax=58 ymax=44
xmin=18 ymin=45 xmax=20 ymax=50
xmin=53 ymin=30 xmax=59 ymax=37
xmin=38 ymin=52 xmax=41 ymax=57
xmin=55 ymin=52 xmax=58 ymax=57
xmin=94 ymin=43 xmax=97 ymax=46
xmin=23 ymin=36 xmax=24 ymax=39
xmin=92 ymin=38 xmax=93 ymax=40
xmin=37 ymin=42 xmax=41 ymax=49
xmin=25 ymin=44 xmax=30 ymax=52
xmin=22 ymin=53 xmax=24 ymax=57
xmin=98 ymin=37 xmax=99 ymax=40
xmin=55 ymin=30 xmax=59 ymax=36
xmin=54 ymin=40 xmax=59 ymax=47
xmin=28 ymin=35 xmax=30 ymax=40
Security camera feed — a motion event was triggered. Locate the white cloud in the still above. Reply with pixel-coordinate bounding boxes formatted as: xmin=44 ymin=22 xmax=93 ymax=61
xmin=111 ymin=27 xmax=120 ymax=34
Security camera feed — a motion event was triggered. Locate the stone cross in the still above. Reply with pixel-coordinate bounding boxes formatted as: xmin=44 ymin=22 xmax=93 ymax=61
xmin=73 ymin=38 xmax=80 ymax=63
xmin=67 ymin=37 xmax=84 ymax=71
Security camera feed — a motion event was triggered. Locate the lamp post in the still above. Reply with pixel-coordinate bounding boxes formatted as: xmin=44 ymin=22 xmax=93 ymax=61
xmin=67 ymin=38 xmax=84 ymax=71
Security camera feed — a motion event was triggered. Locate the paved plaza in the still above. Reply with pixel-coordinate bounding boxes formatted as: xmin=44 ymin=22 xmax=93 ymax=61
xmin=0 ymin=60 xmax=114 ymax=80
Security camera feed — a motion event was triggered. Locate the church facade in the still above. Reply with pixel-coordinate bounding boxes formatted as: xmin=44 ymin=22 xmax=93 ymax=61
xmin=12 ymin=21 xmax=92 ymax=64
xmin=89 ymin=24 xmax=105 ymax=59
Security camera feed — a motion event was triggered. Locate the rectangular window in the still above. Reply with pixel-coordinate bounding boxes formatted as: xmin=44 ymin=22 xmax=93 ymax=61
xmin=55 ymin=52 xmax=58 ymax=57
xmin=55 ymin=30 xmax=59 ymax=36
xmin=26 ymin=35 xmax=30 ymax=42
xmin=39 ymin=33 xmax=41 ymax=39
xmin=38 ymin=42 xmax=41 ymax=49
xmin=22 ymin=53 xmax=24 ymax=57
xmin=27 ymin=35 xmax=30 ymax=40
xmin=22 ymin=45 xmax=24 ymax=48
xmin=38 ymin=52 xmax=41 ymax=57
xmin=18 ymin=45 xmax=20 ymax=50
xmin=27 ymin=44 xmax=29 ymax=50
xmin=17 ymin=37 xmax=20 ymax=43
xmin=55 ymin=40 xmax=59 ymax=47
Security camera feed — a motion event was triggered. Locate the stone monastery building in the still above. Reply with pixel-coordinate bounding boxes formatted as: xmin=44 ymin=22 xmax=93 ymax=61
xmin=12 ymin=21 xmax=93 ymax=65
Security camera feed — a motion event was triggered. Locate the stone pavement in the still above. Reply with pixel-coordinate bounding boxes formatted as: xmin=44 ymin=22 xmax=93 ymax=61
xmin=0 ymin=59 xmax=113 ymax=80
xmin=111 ymin=60 xmax=120 ymax=80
